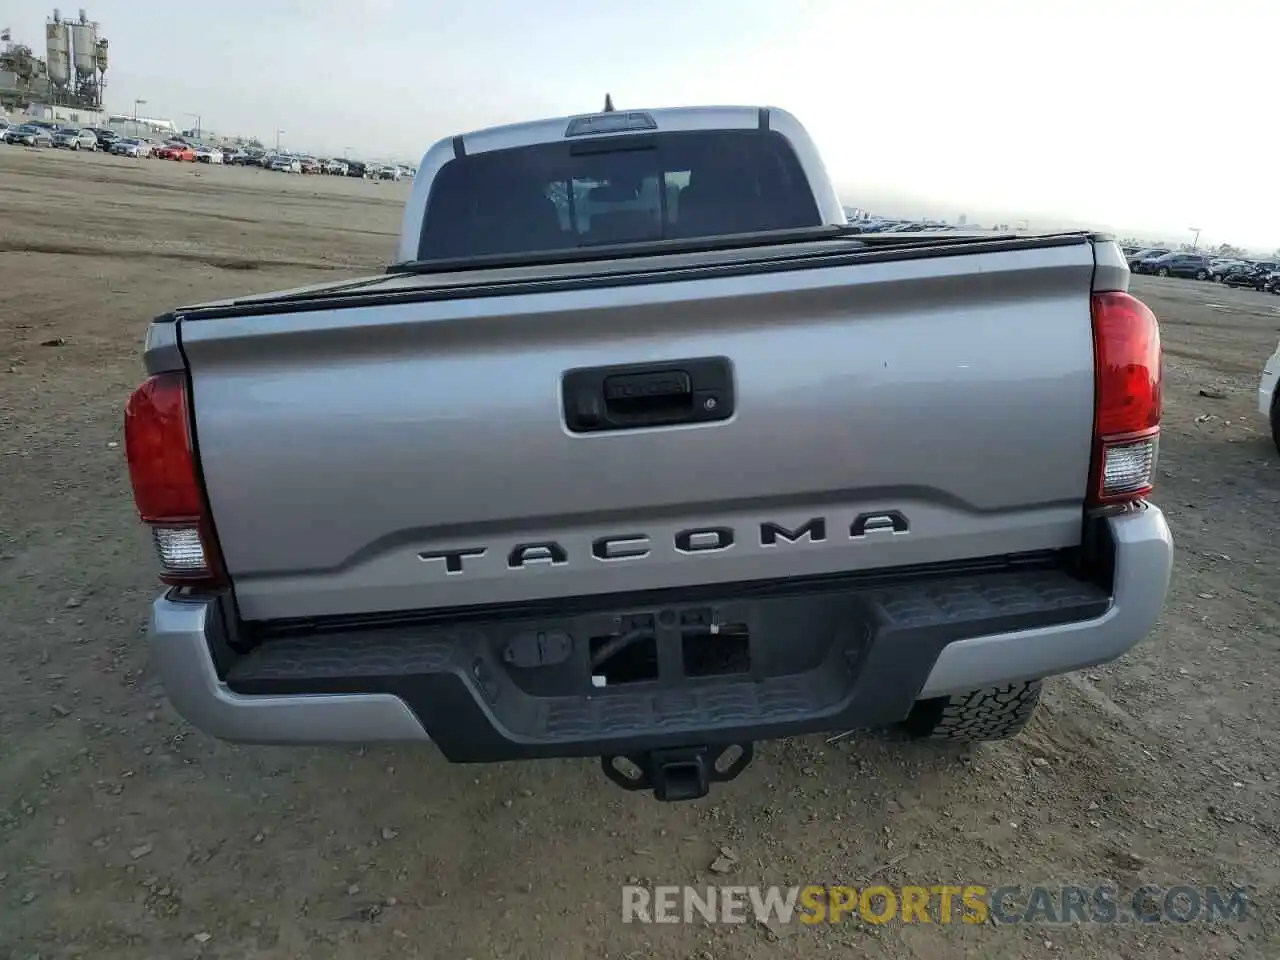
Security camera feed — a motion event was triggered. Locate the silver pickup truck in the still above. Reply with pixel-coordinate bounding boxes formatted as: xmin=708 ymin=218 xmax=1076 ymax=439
xmin=126 ymin=104 xmax=1173 ymax=801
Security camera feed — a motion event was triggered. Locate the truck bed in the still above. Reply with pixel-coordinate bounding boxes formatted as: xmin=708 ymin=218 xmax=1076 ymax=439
xmin=158 ymin=228 xmax=1092 ymax=321
xmin=162 ymin=231 xmax=1106 ymax=622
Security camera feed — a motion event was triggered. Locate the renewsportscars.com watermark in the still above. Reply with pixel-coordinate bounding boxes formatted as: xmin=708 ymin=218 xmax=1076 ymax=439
xmin=622 ymin=884 xmax=1249 ymax=926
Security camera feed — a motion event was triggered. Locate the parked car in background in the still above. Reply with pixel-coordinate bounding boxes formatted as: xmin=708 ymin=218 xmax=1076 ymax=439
xmin=51 ymin=128 xmax=99 ymax=150
xmin=3 ymin=123 xmax=54 ymax=147
xmin=1222 ymin=264 xmax=1277 ymax=291
xmin=1210 ymin=259 xmax=1252 ymax=281
xmin=1259 ymin=341 xmax=1280 ymax=454
xmin=87 ymin=127 xmax=119 ymax=150
xmin=110 ymin=137 xmax=150 ymax=158
xmin=1126 ymin=248 xmax=1170 ymax=271
xmin=195 ymin=145 xmax=224 ymax=164
xmin=322 ymin=158 xmax=349 ymax=175
xmin=378 ymin=164 xmax=404 ymax=181
xmin=268 ymin=155 xmax=301 ymax=173
xmin=1139 ymin=252 xmax=1213 ymax=279
xmin=298 ymin=156 xmax=321 ymax=174
xmin=344 ymin=160 xmax=367 ymax=178
xmin=155 ymin=142 xmax=197 ymax=161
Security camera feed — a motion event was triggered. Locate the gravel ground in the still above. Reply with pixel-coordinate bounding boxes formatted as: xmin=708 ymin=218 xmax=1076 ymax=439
xmin=2 ymin=147 xmax=1279 ymax=960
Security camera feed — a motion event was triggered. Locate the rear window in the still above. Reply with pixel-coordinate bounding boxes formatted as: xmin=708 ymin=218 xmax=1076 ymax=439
xmin=417 ymin=129 xmax=821 ymax=261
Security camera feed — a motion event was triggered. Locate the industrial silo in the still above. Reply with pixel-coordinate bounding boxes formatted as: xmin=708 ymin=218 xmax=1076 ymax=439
xmin=45 ymin=13 xmax=71 ymax=88
xmin=71 ymin=10 xmax=98 ymax=81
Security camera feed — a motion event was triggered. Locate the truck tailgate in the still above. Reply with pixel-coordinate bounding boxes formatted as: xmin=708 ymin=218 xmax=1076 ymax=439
xmin=179 ymin=240 xmax=1099 ymax=621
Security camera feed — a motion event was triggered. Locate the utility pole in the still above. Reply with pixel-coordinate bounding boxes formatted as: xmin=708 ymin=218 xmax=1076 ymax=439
xmin=132 ymin=98 xmax=146 ymax=121
xmin=275 ymin=129 xmax=285 ymax=152
xmin=1189 ymin=226 xmax=1201 ymax=252
xmin=186 ymin=112 xmax=201 ymax=137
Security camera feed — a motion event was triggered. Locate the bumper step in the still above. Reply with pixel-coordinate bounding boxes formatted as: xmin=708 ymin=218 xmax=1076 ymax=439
xmin=224 ymin=565 xmax=1109 ymax=761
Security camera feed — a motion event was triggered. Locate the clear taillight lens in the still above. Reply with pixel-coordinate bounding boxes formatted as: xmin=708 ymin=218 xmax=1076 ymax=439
xmin=151 ymin=526 xmax=211 ymax=576
xmin=1098 ymin=436 xmax=1158 ymax=500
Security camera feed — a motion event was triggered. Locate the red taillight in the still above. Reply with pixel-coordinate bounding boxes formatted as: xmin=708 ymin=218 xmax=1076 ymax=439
xmin=1088 ymin=291 xmax=1161 ymax=507
xmin=124 ymin=373 xmax=226 ymax=586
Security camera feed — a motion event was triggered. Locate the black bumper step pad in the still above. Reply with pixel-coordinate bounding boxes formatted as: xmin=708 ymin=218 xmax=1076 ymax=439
xmin=226 ymin=566 xmax=1108 ymax=761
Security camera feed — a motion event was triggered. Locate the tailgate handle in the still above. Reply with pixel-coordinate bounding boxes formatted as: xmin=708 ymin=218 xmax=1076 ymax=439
xmin=563 ymin=356 xmax=734 ymax=433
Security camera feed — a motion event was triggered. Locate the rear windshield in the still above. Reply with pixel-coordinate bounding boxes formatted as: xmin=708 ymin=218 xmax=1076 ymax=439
xmin=417 ymin=129 xmax=821 ymax=261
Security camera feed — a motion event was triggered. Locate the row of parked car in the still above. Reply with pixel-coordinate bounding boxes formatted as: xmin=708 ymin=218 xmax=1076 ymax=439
xmin=846 ymin=216 xmax=962 ymax=233
xmin=0 ymin=119 xmax=224 ymax=161
xmin=0 ymin=115 xmax=412 ymax=181
xmin=1122 ymin=246 xmax=1280 ymax=293
xmin=228 ymin=151 xmax=410 ymax=180
xmin=0 ymin=119 xmax=83 ymax=148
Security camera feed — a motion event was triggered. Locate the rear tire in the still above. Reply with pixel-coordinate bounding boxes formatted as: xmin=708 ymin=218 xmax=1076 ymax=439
xmin=1158 ymin=267 xmax=1170 ymax=277
xmin=902 ymin=680 xmax=1043 ymax=743
xmin=1196 ymin=269 xmax=1207 ymax=280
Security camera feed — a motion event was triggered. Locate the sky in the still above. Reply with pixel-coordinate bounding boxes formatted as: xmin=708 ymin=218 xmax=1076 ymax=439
xmin=7 ymin=0 xmax=1276 ymax=250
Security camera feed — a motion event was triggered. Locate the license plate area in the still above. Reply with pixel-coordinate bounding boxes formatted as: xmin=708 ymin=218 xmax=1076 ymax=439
xmin=497 ymin=592 xmax=865 ymax=699
xmin=681 ymin=620 xmax=751 ymax=679
xmin=586 ymin=611 xmax=753 ymax=688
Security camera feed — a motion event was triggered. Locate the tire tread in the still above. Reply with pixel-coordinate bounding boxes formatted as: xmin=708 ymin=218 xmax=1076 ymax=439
xmin=904 ymin=680 xmax=1042 ymax=743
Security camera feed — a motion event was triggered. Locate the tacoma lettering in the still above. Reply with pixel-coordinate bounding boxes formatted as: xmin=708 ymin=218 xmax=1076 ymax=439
xmin=849 ymin=511 xmax=910 ymax=538
xmin=508 ymin=542 xmax=569 ymax=568
xmin=592 ymin=534 xmax=651 ymax=560
xmin=418 ymin=513 xmax=909 ymax=572
xmin=761 ymin=517 xmax=826 ymax=545
xmin=418 ymin=546 xmax=487 ymax=573
xmin=674 ymin=526 xmax=735 ymax=553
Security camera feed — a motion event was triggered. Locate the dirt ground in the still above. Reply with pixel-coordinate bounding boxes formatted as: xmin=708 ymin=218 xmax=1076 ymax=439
xmin=2 ymin=147 xmax=1279 ymax=960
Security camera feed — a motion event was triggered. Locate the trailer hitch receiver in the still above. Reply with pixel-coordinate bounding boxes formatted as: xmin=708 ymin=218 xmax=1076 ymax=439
xmin=601 ymin=743 xmax=753 ymax=801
